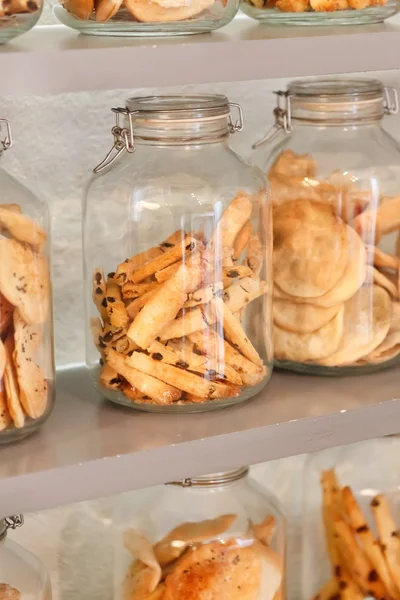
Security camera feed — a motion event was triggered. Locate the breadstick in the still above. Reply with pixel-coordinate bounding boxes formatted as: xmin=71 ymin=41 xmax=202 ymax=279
xmin=245 ymin=234 xmax=263 ymax=276
xmin=342 ymin=486 xmax=399 ymax=599
xmin=311 ymin=578 xmax=339 ymax=600
xmin=115 ymin=247 xmax=164 ymax=285
xmin=333 ymin=515 xmax=387 ymax=598
xmin=122 ymin=281 xmax=159 ymax=300
xmin=112 ymin=335 xmax=138 ymax=355
xmin=105 ymin=280 xmax=129 ymax=329
xmin=121 ymin=383 xmax=146 ymax=401
xmin=127 ymin=352 xmax=240 ymax=400
xmin=371 ymin=494 xmax=400 ymax=594
xmin=92 ymin=268 xmax=108 ymax=322
xmin=223 ymin=277 xmax=266 ymax=311
xmin=248 ymin=515 xmax=276 ymax=546
xmin=184 ymin=282 xmax=223 ymax=309
xmin=131 ymin=237 xmax=197 ymax=284
xmin=184 ymin=393 xmax=208 ymax=403
xmin=210 ymin=193 xmax=253 ymax=266
xmin=147 ymin=340 xmax=242 ymax=386
xmin=189 ymin=330 xmax=265 ymax=386
xmin=100 ymin=323 xmax=125 ymax=346
xmin=155 ymin=263 xmax=181 ymax=283
xmin=222 ymin=265 xmax=253 ymax=288
xmin=106 ymin=349 xmax=181 ymax=404
xmin=159 ymin=229 xmax=186 ymax=249
xmin=100 ymin=364 xmax=122 ymax=390
xmin=321 ymin=469 xmax=342 ymax=574
xmin=211 ymin=297 xmax=263 ymax=365
xmin=369 ymin=246 xmax=400 ymax=271
xmin=90 ymin=317 xmax=105 ymax=353
xmin=233 ymin=221 xmax=252 ymax=261
xmin=126 ymin=288 xmax=159 ymax=320
xmin=127 ymin=255 xmax=202 ymax=349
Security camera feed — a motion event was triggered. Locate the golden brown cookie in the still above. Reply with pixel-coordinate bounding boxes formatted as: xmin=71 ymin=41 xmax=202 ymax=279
xmin=64 ymin=0 xmax=94 ymax=18
xmin=273 ymin=298 xmax=341 ymax=334
xmin=0 ymin=239 xmax=50 ymax=325
xmin=95 ymin=0 xmax=122 ymax=20
xmin=0 ymin=584 xmax=21 ymax=600
xmin=3 ymin=334 xmax=25 ymax=429
xmin=273 ymin=200 xmax=347 ymax=298
xmin=274 ymin=306 xmax=344 ymax=362
xmin=124 ymin=0 xmax=214 ymax=22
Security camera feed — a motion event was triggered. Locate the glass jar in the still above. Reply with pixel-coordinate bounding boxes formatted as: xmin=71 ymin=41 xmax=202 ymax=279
xmin=113 ymin=467 xmax=286 ymax=600
xmin=0 ymin=515 xmax=52 ymax=600
xmin=0 ymin=0 xmax=43 ymax=44
xmin=302 ymin=437 xmax=400 ymax=600
xmin=250 ymin=78 xmax=400 ymax=376
xmin=241 ymin=0 xmax=397 ymax=25
xmin=84 ymin=95 xmax=272 ymax=413
xmin=52 ymin=0 xmax=238 ymax=37
xmin=0 ymin=119 xmax=54 ymax=443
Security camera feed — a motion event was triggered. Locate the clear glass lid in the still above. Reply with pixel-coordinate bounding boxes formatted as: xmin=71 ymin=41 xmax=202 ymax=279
xmin=125 ymin=94 xmax=232 ymax=121
xmin=169 ymin=467 xmax=249 ymax=487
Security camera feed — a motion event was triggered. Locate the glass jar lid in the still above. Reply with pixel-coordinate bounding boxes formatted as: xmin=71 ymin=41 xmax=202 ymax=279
xmin=168 ymin=467 xmax=249 ymax=487
xmin=125 ymin=94 xmax=232 ymax=123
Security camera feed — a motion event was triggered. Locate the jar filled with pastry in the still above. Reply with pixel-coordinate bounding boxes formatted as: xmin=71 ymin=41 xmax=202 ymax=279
xmin=0 ymin=515 xmax=52 ymax=600
xmin=251 ymin=77 xmax=400 ymax=375
xmin=0 ymin=119 xmax=54 ymax=443
xmin=84 ymin=94 xmax=272 ymax=412
xmin=0 ymin=0 xmax=43 ymax=43
xmin=52 ymin=0 xmax=238 ymax=37
xmin=113 ymin=467 xmax=286 ymax=600
xmin=241 ymin=0 xmax=397 ymax=26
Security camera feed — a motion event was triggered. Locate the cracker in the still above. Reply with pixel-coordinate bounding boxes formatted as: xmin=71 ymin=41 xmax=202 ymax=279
xmin=64 ymin=0 xmax=94 ymax=18
xmin=244 ymin=234 xmax=264 ymax=276
xmin=0 ymin=238 xmax=49 ymax=325
xmin=95 ymin=0 xmax=122 ymax=20
xmin=13 ymin=311 xmax=47 ymax=419
xmin=0 ymin=207 xmax=46 ymax=251
xmin=115 ymin=247 xmax=164 ymax=285
xmin=122 ymin=281 xmax=159 ymax=300
xmin=154 ymin=514 xmax=237 ymax=567
xmin=210 ymin=193 xmax=253 ymax=266
xmin=127 ymin=352 xmax=240 ymax=400
xmin=212 ymin=297 xmax=263 ymax=366
xmin=274 ymin=306 xmax=344 ymax=362
xmin=0 ymin=380 xmax=11 ymax=431
xmin=273 ymin=199 xmax=347 ymax=298
xmin=127 ymin=255 xmax=202 ymax=349
xmin=273 ymin=298 xmax=341 ymax=334
xmin=106 ymin=348 xmax=181 ymax=404
xmin=3 ymin=333 xmax=24 ymax=428
xmin=233 ymin=221 xmax=252 ymax=261
xmin=131 ymin=237 xmax=197 ymax=284
xmin=105 ymin=280 xmax=129 ymax=330
xmin=318 ymin=285 xmax=391 ymax=367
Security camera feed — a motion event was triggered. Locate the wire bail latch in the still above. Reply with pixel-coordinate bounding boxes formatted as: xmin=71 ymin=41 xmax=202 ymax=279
xmin=0 ymin=119 xmax=12 ymax=153
xmin=252 ymin=91 xmax=293 ymax=150
xmin=93 ymin=107 xmax=136 ymax=174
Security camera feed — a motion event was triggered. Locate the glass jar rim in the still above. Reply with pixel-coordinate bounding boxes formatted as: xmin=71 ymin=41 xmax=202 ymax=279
xmin=125 ymin=94 xmax=231 ymax=122
xmin=167 ymin=467 xmax=249 ymax=487
xmin=287 ymin=77 xmax=384 ymax=104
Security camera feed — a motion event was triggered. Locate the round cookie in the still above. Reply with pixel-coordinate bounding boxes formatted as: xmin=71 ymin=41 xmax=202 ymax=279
xmin=124 ymin=0 xmax=215 ymax=22
xmin=273 ymin=297 xmax=341 ymax=334
xmin=273 ymin=199 xmax=347 ymax=298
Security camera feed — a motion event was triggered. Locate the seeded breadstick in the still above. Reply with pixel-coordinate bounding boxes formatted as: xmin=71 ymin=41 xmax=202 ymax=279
xmin=166 ymin=337 xmax=194 ymax=355
xmin=184 ymin=282 xmax=223 ymax=309
xmin=159 ymin=229 xmax=186 ymax=249
xmin=311 ymin=579 xmax=339 ymax=600
xmin=155 ymin=263 xmax=181 ymax=283
xmin=106 ymin=349 xmax=181 ymax=404
xmin=233 ymin=221 xmax=252 ymax=261
xmin=127 ymin=254 xmax=202 ymax=349
xmin=90 ymin=317 xmax=105 ymax=354
xmin=371 ymin=494 xmax=400 ymax=594
xmin=131 ymin=237 xmax=197 ymax=284
xmin=147 ymin=340 xmax=242 ymax=386
xmin=245 ymin=234 xmax=263 ymax=276
xmin=105 ymin=280 xmax=130 ymax=329
xmin=122 ymin=281 xmax=159 ymax=300
xmin=127 ymin=352 xmax=240 ymax=400
xmin=126 ymin=288 xmax=159 ymax=320
xmin=210 ymin=193 xmax=253 ymax=266
xmin=222 ymin=265 xmax=253 ymax=288
xmin=121 ymin=383 xmax=146 ymax=402
xmin=211 ymin=297 xmax=263 ymax=366
xmin=115 ymin=247 xmax=164 ymax=285
xmin=112 ymin=335 xmax=138 ymax=354
xmin=185 ymin=393 xmax=208 ymax=403
xmin=100 ymin=364 xmax=122 ymax=390
xmin=100 ymin=323 xmax=125 ymax=347
xmin=92 ymin=268 xmax=108 ymax=322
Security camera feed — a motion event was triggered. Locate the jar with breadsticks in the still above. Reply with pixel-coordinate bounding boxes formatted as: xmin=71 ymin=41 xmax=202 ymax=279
xmin=302 ymin=438 xmax=400 ymax=600
xmin=250 ymin=77 xmax=400 ymax=375
xmin=241 ymin=0 xmax=397 ymax=26
xmin=0 ymin=0 xmax=43 ymax=43
xmin=0 ymin=515 xmax=52 ymax=600
xmin=0 ymin=119 xmax=54 ymax=443
xmin=113 ymin=467 xmax=286 ymax=600
xmin=84 ymin=94 xmax=271 ymax=412
xmin=52 ymin=0 xmax=238 ymax=37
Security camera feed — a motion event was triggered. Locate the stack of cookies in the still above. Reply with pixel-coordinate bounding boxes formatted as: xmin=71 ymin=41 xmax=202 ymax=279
xmin=270 ymin=150 xmax=400 ymax=369
xmin=0 ymin=204 xmax=50 ymax=434
xmin=91 ymin=192 xmax=268 ymax=407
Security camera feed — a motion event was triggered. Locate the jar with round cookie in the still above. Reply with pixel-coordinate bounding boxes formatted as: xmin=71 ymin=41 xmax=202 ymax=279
xmin=84 ymin=94 xmax=272 ymax=412
xmin=0 ymin=515 xmax=52 ymax=600
xmin=0 ymin=0 xmax=43 ymax=43
xmin=52 ymin=0 xmax=239 ymax=37
xmin=113 ymin=468 xmax=286 ymax=600
xmin=0 ymin=118 xmax=54 ymax=443
xmin=251 ymin=77 xmax=400 ymax=375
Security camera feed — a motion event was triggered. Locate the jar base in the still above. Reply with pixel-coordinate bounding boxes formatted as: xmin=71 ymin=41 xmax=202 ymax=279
xmin=240 ymin=3 xmax=397 ymax=24
xmin=0 ymin=11 xmax=41 ymax=43
xmin=274 ymin=355 xmax=400 ymax=377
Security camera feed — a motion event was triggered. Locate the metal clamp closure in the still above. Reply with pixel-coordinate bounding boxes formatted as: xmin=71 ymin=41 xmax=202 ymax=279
xmin=93 ymin=107 xmax=136 ymax=174
xmin=252 ymin=91 xmax=292 ymax=150
xmin=5 ymin=515 xmax=24 ymax=530
xmin=384 ymin=87 xmax=399 ymax=115
xmin=0 ymin=119 xmax=12 ymax=153
xmin=228 ymin=103 xmax=244 ymax=133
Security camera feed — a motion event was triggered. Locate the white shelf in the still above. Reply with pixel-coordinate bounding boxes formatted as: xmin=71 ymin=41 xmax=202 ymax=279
xmin=0 ymin=363 xmax=399 ymax=518
xmin=2 ymin=16 xmax=400 ymax=94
